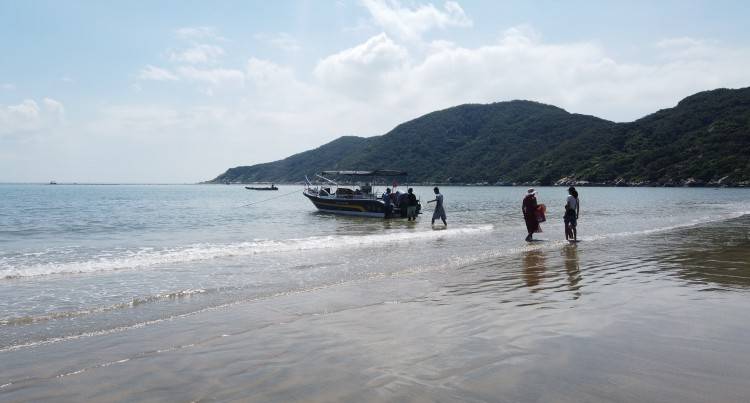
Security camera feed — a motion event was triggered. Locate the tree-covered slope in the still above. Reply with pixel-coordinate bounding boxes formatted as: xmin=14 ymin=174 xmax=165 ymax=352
xmin=213 ymin=136 xmax=368 ymax=183
xmin=208 ymin=87 xmax=750 ymax=186
xmin=610 ymin=87 xmax=750 ymax=184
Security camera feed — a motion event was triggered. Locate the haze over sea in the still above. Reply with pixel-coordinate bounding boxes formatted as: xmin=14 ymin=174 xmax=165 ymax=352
xmin=2 ymin=183 xmax=750 ymax=401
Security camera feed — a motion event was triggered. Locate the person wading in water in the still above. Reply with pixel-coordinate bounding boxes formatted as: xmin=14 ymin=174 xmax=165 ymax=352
xmin=522 ymin=188 xmax=540 ymax=241
xmin=406 ymin=188 xmax=418 ymax=221
xmin=427 ymin=187 xmax=447 ymax=226
xmin=382 ymin=188 xmax=393 ymax=218
xmin=564 ymin=186 xmax=580 ymax=241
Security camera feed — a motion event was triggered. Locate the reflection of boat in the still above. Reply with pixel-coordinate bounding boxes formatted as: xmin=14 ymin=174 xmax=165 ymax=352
xmin=303 ymin=170 xmax=421 ymax=218
xmin=245 ymin=184 xmax=278 ymax=191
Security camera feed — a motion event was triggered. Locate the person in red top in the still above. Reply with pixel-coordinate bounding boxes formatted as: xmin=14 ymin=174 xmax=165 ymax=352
xmin=522 ymin=188 xmax=540 ymax=242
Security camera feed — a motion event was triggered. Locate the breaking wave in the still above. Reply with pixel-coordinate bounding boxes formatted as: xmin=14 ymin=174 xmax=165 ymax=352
xmin=1 ymin=225 xmax=493 ymax=279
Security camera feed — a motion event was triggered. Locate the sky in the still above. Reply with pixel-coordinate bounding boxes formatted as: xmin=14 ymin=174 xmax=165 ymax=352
xmin=1 ymin=0 xmax=749 ymax=183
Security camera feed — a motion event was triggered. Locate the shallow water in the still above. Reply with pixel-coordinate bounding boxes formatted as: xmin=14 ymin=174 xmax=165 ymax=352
xmin=1 ymin=184 xmax=750 ymax=401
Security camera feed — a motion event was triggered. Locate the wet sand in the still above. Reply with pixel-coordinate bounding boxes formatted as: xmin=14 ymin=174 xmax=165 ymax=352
xmin=2 ymin=217 xmax=750 ymax=402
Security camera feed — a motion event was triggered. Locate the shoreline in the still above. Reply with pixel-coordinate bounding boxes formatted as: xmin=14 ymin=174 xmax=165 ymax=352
xmin=204 ymin=181 xmax=750 ymax=188
xmin=3 ymin=181 xmax=746 ymax=188
xmin=3 ymin=215 xmax=750 ymax=402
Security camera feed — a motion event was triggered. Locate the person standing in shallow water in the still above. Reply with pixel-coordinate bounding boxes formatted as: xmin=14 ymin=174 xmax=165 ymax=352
xmin=406 ymin=188 xmax=418 ymax=221
xmin=522 ymin=188 xmax=540 ymax=241
xmin=564 ymin=186 xmax=580 ymax=241
xmin=382 ymin=188 xmax=393 ymax=218
xmin=427 ymin=187 xmax=447 ymax=226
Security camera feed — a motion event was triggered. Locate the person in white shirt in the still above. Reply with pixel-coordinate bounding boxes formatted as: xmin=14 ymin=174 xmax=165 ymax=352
xmin=564 ymin=186 xmax=580 ymax=241
xmin=427 ymin=187 xmax=446 ymax=226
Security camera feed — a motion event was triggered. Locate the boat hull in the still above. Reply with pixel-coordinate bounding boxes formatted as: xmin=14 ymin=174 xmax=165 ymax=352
xmin=304 ymin=191 xmax=421 ymax=218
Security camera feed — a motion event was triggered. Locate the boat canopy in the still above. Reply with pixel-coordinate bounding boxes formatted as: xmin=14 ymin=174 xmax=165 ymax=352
xmin=319 ymin=170 xmax=407 ymax=177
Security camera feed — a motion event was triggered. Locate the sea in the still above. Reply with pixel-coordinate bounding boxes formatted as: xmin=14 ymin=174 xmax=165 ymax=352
xmin=2 ymin=184 xmax=750 ymax=402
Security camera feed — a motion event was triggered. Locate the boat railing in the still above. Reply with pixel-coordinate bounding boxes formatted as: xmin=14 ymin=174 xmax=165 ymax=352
xmin=305 ymin=187 xmax=382 ymax=200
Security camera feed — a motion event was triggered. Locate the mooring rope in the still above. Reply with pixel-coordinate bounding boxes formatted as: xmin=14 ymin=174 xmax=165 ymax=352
xmin=241 ymin=188 xmax=302 ymax=207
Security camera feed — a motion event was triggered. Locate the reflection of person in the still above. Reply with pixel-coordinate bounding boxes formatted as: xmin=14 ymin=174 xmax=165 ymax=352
xmin=564 ymin=186 xmax=580 ymax=241
xmin=382 ymin=188 xmax=393 ymax=218
xmin=522 ymin=249 xmax=546 ymax=290
xmin=563 ymin=245 xmax=581 ymax=299
xmin=522 ymin=188 xmax=540 ymax=241
xmin=427 ymin=187 xmax=447 ymax=226
xmin=406 ymin=188 xmax=418 ymax=221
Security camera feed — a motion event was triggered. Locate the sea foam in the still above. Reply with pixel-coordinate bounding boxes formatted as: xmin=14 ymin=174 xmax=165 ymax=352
xmin=1 ymin=225 xmax=493 ymax=279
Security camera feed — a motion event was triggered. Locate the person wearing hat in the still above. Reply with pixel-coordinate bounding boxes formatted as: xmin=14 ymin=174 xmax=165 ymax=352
xmin=522 ymin=188 xmax=540 ymax=241
xmin=564 ymin=186 xmax=580 ymax=241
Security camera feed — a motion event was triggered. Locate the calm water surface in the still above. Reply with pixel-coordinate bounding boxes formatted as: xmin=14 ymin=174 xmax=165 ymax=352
xmin=1 ymin=184 xmax=750 ymax=401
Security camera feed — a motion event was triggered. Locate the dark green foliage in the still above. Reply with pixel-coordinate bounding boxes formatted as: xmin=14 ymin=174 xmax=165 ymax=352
xmin=213 ymin=136 xmax=368 ymax=183
xmin=208 ymin=87 xmax=750 ymax=186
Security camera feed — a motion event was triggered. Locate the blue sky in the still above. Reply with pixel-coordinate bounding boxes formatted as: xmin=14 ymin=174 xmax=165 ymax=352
xmin=2 ymin=0 xmax=749 ymax=182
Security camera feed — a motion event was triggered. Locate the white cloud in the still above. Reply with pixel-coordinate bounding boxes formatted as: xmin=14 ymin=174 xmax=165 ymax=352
xmin=174 ymin=26 xmax=225 ymax=41
xmin=168 ymin=44 xmax=225 ymax=64
xmin=361 ymin=0 xmax=472 ymax=41
xmin=653 ymin=36 xmax=728 ymax=61
xmin=500 ymin=24 xmax=542 ymax=45
xmin=254 ymin=32 xmax=301 ymax=52
xmin=105 ymin=25 xmax=750 ymax=182
xmin=0 ymin=98 xmax=65 ymax=135
xmin=312 ymin=28 xmax=750 ymax=122
xmin=656 ymin=37 xmax=704 ymax=49
xmin=247 ymin=58 xmax=296 ymax=86
xmin=176 ymin=66 xmax=245 ymax=92
xmin=314 ymin=33 xmax=408 ymax=99
xmin=2 ymin=100 xmax=40 ymax=131
xmin=93 ymin=105 xmax=228 ymax=135
xmin=138 ymin=65 xmax=179 ymax=81
xmin=134 ymin=26 xmax=750 ymax=148
xmin=137 ymin=64 xmax=244 ymax=93
xmin=244 ymin=58 xmax=324 ymax=114
xmin=43 ymin=98 xmax=65 ymax=120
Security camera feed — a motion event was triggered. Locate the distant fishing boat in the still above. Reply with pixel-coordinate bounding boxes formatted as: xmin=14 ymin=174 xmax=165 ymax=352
xmin=245 ymin=184 xmax=278 ymax=191
xmin=49 ymin=180 xmax=57 ymax=185
xmin=303 ymin=170 xmax=421 ymax=218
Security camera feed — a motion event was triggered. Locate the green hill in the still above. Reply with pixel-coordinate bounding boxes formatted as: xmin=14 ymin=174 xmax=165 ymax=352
xmin=208 ymin=87 xmax=750 ymax=186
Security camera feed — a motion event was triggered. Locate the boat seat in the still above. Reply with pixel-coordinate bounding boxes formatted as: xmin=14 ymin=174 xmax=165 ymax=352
xmin=336 ymin=188 xmax=355 ymax=197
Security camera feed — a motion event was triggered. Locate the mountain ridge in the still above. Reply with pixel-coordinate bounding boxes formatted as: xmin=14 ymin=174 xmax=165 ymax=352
xmin=208 ymin=87 xmax=750 ymax=187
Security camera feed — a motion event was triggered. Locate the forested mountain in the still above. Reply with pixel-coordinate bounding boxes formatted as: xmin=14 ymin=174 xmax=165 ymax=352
xmin=208 ymin=87 xmax=750 ymax=186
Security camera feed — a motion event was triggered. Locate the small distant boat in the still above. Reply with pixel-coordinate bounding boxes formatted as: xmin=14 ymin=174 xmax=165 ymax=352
xmin=245 ymin=184 xmax=278 ymax=191
xmin=49 ymin=180 xmax=57 ymax=185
